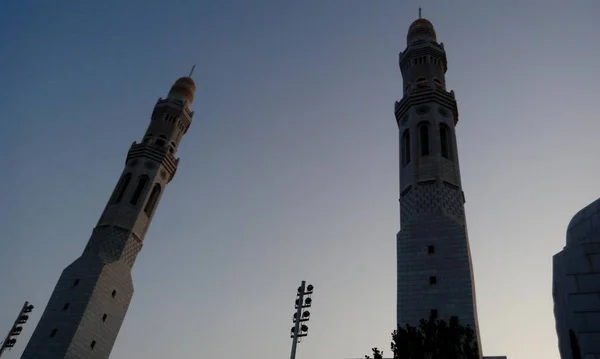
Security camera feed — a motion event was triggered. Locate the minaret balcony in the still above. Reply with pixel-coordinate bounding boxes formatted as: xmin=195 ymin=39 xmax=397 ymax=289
xmin=399 ymin=44 xmax=447 ymax=71
xmin=395 ymin=88 xmax=458 ymax=125
xmin=156 ymin=98 xmax=194 ymax=118
xmin=126 ymin=142 xmax=179 ymax=176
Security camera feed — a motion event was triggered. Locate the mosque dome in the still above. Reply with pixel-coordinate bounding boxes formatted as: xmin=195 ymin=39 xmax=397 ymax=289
xmin=168 ymin=76 xmax=196 ymax=104
xmin=407 ymin=18 xmax=437 ymax=45
xmin=566 ymin=197 xmax=600 ymax=246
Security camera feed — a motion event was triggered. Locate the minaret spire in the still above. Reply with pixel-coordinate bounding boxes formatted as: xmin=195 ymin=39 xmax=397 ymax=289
xmin=418 ymin=7 xmax=422 ymax=19
xmin=189 ymin=64 xmax=196 ymax=78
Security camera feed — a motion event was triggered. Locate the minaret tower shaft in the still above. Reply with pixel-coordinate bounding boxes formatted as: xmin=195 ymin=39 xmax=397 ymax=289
xmin=21 ymin=76 xmax=196 ymax=359
xmin=394 ymin=17 xmax=483 ymax=352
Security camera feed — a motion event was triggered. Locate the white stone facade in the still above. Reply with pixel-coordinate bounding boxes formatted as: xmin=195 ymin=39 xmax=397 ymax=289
xmin=21 ymin=77 xmax=196 ymax=359
xmin=553 ymin=198 xmax=600 ymax=359
xmin=394 ymin=18 xmax=483 ymax=355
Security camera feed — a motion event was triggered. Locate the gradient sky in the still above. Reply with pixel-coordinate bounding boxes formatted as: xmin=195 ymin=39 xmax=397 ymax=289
xmin=1 ymin=1 xmax=599 ymax=358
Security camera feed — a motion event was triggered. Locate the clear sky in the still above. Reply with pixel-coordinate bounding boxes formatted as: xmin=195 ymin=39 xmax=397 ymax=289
xmin=1 ymin=1 xmax=599 ymax=358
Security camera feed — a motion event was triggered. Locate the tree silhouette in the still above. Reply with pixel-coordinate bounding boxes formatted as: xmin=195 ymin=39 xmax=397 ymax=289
xmin=366 ymin=315 xmax=479 ymax=359
xmin=365 ymin=347 xmax=384 ymax=359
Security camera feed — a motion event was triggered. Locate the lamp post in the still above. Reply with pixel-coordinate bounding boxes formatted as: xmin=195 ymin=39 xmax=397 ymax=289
xmin=0 ymin=301 xmax=34 ymax=357
xmin=290 ymin=281 xmax=314 ymax=359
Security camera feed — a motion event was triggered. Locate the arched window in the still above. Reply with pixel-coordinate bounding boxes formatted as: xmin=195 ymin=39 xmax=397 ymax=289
xmin=416 ymin=78 xmax=427 ymax=88
xmin=130 ymin=175 xmax=149 ymax=205
xmin=144 ymin=184 xmax=162 ymax=216
xmin=113 ymin=173 xmax=132 ymax=204
xmin=569 ymin=330 xmax=582 ymax=359
xmin=401 ymin=130 xmax=411 ymax=167
xmin=440 ymin=124 xmax=452 ymax=160
xmin=433 ymin=78 xmax=443 ymax=89
xmin=419 ymin=123 xmax=430 ymax=156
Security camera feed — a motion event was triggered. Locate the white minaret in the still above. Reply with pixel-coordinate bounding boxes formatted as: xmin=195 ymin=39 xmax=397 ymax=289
xmin=394 ymin=16 xmax=483 ymax=353
xmin=21 ymin=76 xmax=196 ymax=359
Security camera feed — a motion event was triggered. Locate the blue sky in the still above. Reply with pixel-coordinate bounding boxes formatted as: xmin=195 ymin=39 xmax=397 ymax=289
xmin=1 ymin=1 xmax=599 ymax=358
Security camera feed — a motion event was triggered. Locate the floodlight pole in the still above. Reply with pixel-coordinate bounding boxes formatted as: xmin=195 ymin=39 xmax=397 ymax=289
xmin=290 ymin=281 xmax=306 ymax=359
xmin=0 ymin=301 xmax=32 ymax=357
xmin=290 ymin=281 xmax=313 ymax=359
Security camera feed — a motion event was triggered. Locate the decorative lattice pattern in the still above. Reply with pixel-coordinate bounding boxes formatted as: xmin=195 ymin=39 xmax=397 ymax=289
xmin=440 ymin=183 xmax=465 ymax=220
xmin=401 ymin=182 xmax=465 ymax=225
xmin=84 ymin=226 xmax=142 ymax=268
xmin=121 ymin=235 xmax=142 ymax=267
xmin=401 ymin=183 xmax=436 ymax=225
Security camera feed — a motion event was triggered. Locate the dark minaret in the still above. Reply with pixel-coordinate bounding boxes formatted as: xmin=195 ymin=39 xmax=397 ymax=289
xmin=21 ymin=76 xmax=196 ymax=359
xmin=394 ymin=17 xmax=483 ymax=354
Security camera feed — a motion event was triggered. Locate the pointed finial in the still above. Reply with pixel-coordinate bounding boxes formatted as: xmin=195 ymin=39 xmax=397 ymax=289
xmin=418 ymin=7 xmax=422 ymax=19
xmin=188 ymin=65 xmax=196 ymax=78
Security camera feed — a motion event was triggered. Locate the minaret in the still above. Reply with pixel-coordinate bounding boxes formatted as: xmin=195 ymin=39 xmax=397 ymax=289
xmin=21 ymin=76 xmax=196 ymax=359
xmin=394 ymin=17 xmax=483 ymax=352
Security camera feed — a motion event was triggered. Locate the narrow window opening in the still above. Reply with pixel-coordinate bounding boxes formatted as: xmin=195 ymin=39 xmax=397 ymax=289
xmin=440 ymin=125 xmax=451 ymax=160
xmin=416 ymin=78 xmax=427 ymax=88
xmin=430 ymin=309 xmax=438 ymax=319
xmin=419 ymin=124 xmax=430 ymax=156
xmin=90 ymin=340 xmax=96 ymax=349
xmin=113 ymin=173 xmax=132 ymax=204
xmin=130 ymin=176 xmax=149 ymax=205
xmin=102 ymin=314 xmax=107 ymax=322
xmin=73 ymin=279 xmax=80 ymax=287
xmin=429 ymin=276 xmax=437 ymax=285
xmin=50 ymin=329 xmax=57 ymax=338
xmin=111 ymin=290 xmax=117 ymax=298
xmin=155 ymin=139 xmax=166 ymax=147
xmin=401 ymin=130 xmax=411 ymax=167
xmin=570 ymin=329 xmax=582 ymax=359
xmin=144 ymin=184 xmax=162 ymax=216
xmin=62 ymin=303 xmax=69 ymax=311
xmin=427 ymin=245 xmax=435 ymax=254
